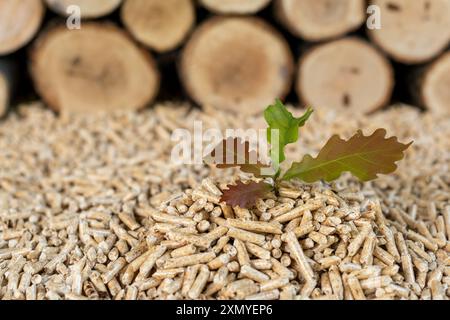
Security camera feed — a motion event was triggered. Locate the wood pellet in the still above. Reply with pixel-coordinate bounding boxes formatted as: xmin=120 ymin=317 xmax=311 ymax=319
xmin=0 ymin=102 xmax=448 ymax=300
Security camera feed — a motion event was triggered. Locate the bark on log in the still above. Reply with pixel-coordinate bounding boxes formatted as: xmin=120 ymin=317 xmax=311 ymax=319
xmin=180 ymin=17 xmax=294 ymax=115
xmin=0 ymin=0 xmax=45 ymax=55
xmin=275 ymin=0 xmax=365 ymax=41
xmin=45 ymin=0 xmax=122 ymax=19
xmin=30 ymin=23 xmax=160 ymax=114
xmin=121 ymin=0 xmax=195 ymax=53
xmin=297 ymin=37 xmax=394 ymax=114
xmin=418 ymin=51 xmax=450 ymax=115
xmin=368 ymin=0 xmax=450 ymax=64
xmin=199 ymin=0 xmax=271 ymax=14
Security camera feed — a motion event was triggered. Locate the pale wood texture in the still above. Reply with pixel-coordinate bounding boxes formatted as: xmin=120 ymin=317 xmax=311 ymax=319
xmin=297 ymin=37 xmax=394 ymax=114
xmin=121 ymin=0 xmax=195 ymax=53
xmin=368 ymin=0 xmax=450 ymax=64
xmin=200 ymin=0 xmax=271 ymax=14
xmin=0 ymin=0 xmax=45 ymax=55
xmin=275 ymin=0 xmax=365 ymax=41
xmin=45 ymin=0 xmax=122 ymax=18
xmin=421 ymin=51 xmax=450 ymax=115
xmin=180 ymin=17 xmax=294 ymax=115
xmin=30 ymin=23 xmax=160 ymax=114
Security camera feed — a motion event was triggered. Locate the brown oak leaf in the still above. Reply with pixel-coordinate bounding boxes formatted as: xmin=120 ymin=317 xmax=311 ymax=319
xmin=204 ymin=137 xmax=271 ymax=178
xmin=220 ymin=180 xmax=273 ymax=209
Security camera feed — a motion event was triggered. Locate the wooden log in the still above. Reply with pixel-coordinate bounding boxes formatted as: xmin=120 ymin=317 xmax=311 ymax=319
xmin=121 ymin=0 xmax=195 ymax=53
xmin=30 ymin=23 xmax=160 ymax=114
xmin=296 ymin=37 xmax=394 ymax=114
xmin=180 ymin=17 xmax=294 ymax=115
xmin=417 ymin=51 xmax=450 ymax=115
xmin=0 ymin=59 xmax=16 ymax=117
xmin=0 ymin=62 xmax=10 ymax=117
xmin=0 ymin=77 xmax=5 ymax=117
xmin=199 ymin=0 xmax=271 ymax=14
xmin=45 ymin=0 xmax=122 ymax=19
xmin=368 ymin=0 xmax=450 ymax=64
xmin=0 ymin=0 xmax=45 ymax=55
xmin=275 ymin=0 xmax=365 ymax=41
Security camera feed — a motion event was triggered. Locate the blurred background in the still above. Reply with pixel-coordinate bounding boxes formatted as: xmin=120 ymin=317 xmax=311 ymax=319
xmin=0 ymin=0 xmax=449 ymax=118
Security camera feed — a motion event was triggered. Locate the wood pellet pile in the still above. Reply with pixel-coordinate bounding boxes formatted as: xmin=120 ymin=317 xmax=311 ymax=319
xmin=0 ymin=102 xmax=449 ymax=300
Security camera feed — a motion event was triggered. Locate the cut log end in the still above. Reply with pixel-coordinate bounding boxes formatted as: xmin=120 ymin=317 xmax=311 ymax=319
xmin=200 ymin=0 xmax=271 ymax=14
xmin=121 ymin=0 xmax=195 ymax=53
xmin=0 ymin=0 xmax=44 ymax=55
xmin=45 ymin=0 xmax=123 ymax=18
xmin=422 ymin=52 xmax=450 ymax=115
xmin=275 ymin=0 xmax=366 ymax=41
xmin=30 ymin=23 xmax=160 ymax=114
xmin=297 ymin=37 xmax=394 ymax=114
xmin=369 ymin=0 xmax=450 ymax=64
xmin=180 ymin=17 xmax=294 ymax=115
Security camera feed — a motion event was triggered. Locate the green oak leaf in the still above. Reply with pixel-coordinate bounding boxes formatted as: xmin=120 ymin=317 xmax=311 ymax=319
xmin=264 ymin=99 xmax=313 ymax=167
xmin=282 ymin=128 xmax=413 ymax=182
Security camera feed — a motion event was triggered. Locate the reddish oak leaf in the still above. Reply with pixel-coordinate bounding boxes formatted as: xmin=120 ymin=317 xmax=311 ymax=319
xmin=204 ymin=137 xmax=272 ymax=178
xmin=283 ymin=128 xmax=413 ymax=182
xmin=220 ymin=181 xmax=273 ymax=209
